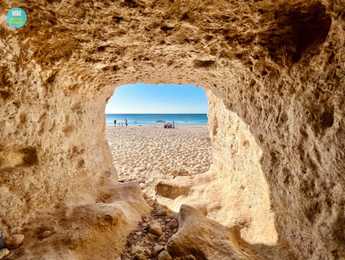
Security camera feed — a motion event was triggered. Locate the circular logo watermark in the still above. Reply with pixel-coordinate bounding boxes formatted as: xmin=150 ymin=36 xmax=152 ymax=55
xmin=6 ymin=7 xmax=28 ymax=29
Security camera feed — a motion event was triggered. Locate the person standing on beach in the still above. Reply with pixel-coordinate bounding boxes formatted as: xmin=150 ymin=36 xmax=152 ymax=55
xmin=125 ymin=119 xmax=128 ymax=127
xmin=113 ymin=119 xmax=117 ymax=127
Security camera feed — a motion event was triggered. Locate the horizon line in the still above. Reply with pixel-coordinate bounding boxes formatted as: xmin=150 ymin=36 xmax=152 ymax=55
xmin=105 ymin=113 xmax=208 ymax=115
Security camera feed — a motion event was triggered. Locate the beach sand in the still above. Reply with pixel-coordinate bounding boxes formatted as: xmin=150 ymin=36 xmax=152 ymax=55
xmin=106 ymin=125 xmax=211 ymax=194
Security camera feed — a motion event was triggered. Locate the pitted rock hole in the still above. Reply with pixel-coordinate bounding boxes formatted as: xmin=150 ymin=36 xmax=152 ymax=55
xmin=320 ymin=108 xmax=334 ymax=129
xmin=260 ymin=2 xmax=331 ymax=64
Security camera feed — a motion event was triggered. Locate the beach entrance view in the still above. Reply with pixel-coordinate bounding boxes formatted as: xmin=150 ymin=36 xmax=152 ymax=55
xmin=105 ymin=83 xmax=212 ymax=258
xmin=3 ymin=1 xmax=343 ymax=259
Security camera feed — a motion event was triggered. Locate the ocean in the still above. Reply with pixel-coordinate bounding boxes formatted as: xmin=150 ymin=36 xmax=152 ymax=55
xmin=105 ymin=114 xmax=208 ymax=126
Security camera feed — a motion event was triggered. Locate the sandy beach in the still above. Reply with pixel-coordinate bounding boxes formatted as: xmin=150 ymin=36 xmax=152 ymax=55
xmin=106 ymin=125 xmax=212 ymax=191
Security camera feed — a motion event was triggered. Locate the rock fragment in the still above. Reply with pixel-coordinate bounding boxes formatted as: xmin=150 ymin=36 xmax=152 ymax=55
xmin=158 ymin=250 xmax=173 ymax=260
xmin=166 ymin=219 xmax=178 ymax=230
xmin=132 ymin=245 xmax=148 ymax=260
xmin=148 ymin=221 xmax=163 ymax=236
xmin=167 ymin=205 xmax=256 ymax=259
xmin=5 ymin=234 xmax=24 ymax=249
xmin=0 ymin=249 xmax=10 ymax=259
xmin=155 ymin=181 xmax=190 ymax=199
xmin=153 ymin=244 xmax=164 ymax=255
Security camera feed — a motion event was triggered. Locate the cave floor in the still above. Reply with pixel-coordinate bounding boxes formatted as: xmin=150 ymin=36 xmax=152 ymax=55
xmin=106 ymin=125 xmax=211 ymax=259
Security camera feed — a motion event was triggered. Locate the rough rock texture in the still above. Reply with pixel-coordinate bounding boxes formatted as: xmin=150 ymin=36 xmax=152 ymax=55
xmin=157 ymin=91 xmax=277 ymax=247
xmin=7 ymin=182 xmax=150 ymax=260
xmin=167 ymin=205 xmax=257 ymax=260
xmin=0 ymin=0 xmax=345 ymax=259
xmin=167 ymin=205 xmax=293 ymax=260
xmin=120 ymin=198 xmax=179 ymax=259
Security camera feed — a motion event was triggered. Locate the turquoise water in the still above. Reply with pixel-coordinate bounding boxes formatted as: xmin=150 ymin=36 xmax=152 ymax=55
xmin=106 ymin=114 xmax=208 ymax=126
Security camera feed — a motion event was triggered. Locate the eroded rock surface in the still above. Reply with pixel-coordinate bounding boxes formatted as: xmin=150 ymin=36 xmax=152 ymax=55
xmin=167 ymin=205 xmax=294 ymax=260
xmin=120 ymin=198 xmax=179 ymax=260
xmin=167 ymin=205 xmax=255 ymax=260
xmin=157 ymin=92 xmax=277 ymax=247
xmin=0 ymin=0 xmax=344 ymax=259
xmin=10 ymin=182 xmax=150 ymax=260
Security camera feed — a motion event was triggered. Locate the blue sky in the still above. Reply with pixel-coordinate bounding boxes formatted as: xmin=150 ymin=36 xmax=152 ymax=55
xmin=105 ymin=83 xmax=208 ymax=114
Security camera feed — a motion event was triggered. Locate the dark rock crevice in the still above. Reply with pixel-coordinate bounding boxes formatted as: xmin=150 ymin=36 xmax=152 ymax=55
xmin=259 ymin=2 xmax=332 ymax=64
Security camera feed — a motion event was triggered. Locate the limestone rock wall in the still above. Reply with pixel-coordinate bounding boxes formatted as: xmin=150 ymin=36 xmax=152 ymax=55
xmin=157 ymin=91 xmax=277 ymax=247
xmin=0 ymin=0 xmax=344 ymax=259
xmin=0 ymin=68 xmax=114 ymax=232
xmin=208 ymin=91 xmax=278 ymax=246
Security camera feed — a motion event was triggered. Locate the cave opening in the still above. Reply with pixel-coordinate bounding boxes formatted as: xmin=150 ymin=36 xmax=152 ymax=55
xmin=104 ymin=83 xmax=213 ymax=258
xmin=101 ymin=82 xmax=277 ymax=258
xmin=105 ymin=83 xmax=211 ymax=193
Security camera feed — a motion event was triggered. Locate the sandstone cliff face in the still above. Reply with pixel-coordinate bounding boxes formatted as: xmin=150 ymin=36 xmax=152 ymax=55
xmin=157 ymin=91 xmax=277 ymax=246
xmin=0 ymin=0 xmax=344 ymax=259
